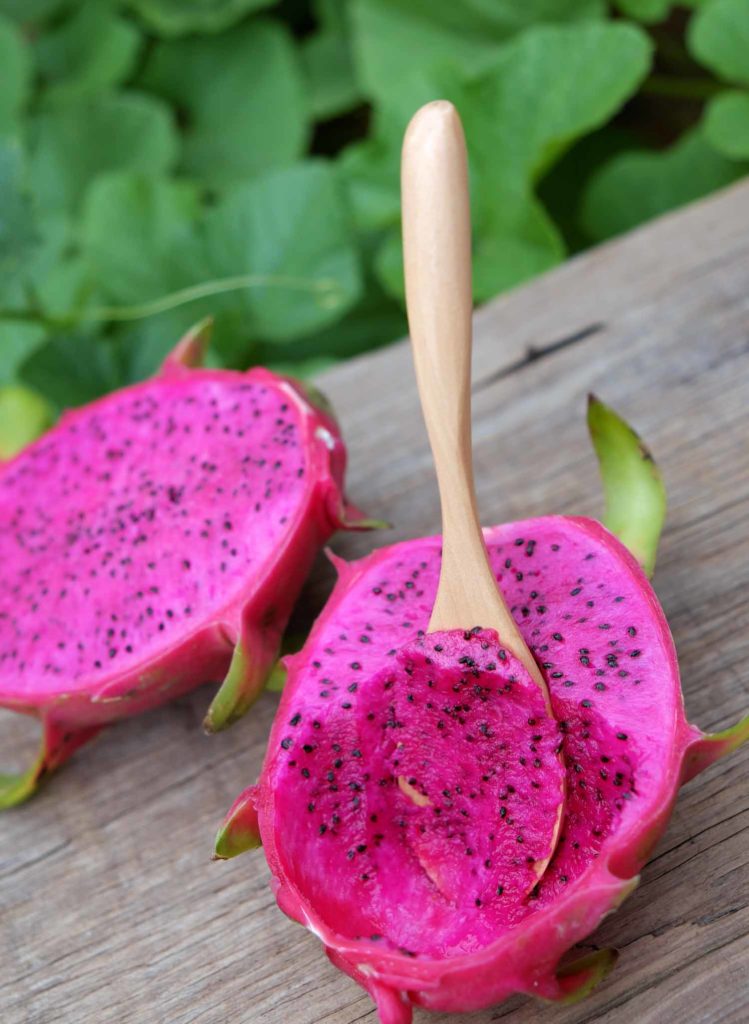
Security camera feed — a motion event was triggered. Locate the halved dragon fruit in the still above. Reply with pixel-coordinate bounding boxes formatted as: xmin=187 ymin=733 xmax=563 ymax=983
xmin=216 ymin=398 xmax=747 ymax=1021
xmin=0 ymin=321 xmax=373 ymax=807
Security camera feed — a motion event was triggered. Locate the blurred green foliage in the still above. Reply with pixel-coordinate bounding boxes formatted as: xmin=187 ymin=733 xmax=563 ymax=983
xmin=1 ymin=0 xmax=748 ymax=420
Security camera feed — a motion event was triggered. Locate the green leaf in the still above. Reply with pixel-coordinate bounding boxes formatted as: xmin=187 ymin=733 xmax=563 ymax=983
xmin=337 ymin=115 xmax=403 ymax=233
xmin=78 ymin=163 xmax=361 ymax=372
xmin=29 ymin=93 xmax=179 ymax=215
xmin=472 ymin=195 xmax=564 ymax=300
xmin=0 ymin=14 xmax=31 ymax=131
xmin=20 ymin=333 xmax=124 ymax=407
xmin=262 ymin=275 xmax=406 ymax=365
xmin=126 ymin=0 xmax=277 ymax=36
xmin=12 ymin=214 xmax=102 ymax=322
xmin=688 ymin=0 xmax=749 ymax=87
xmin=302 ymin=0 xmax=362 ymax=120
xmin=115 ymin=308 xmax=228 ymax=384
xmin=538 ymin=125 xmax=637 ymax=253
xmin=704 ymin=90 xmax=749 ymax=159
xmin=351 ymin=0 xmax=606 ymax=108
xmin=0 ymin=383 xmax=53 ymax=459
xmin=613 ymin=0 xmax=671 ymax=23
xmin=35 ymin=2 xmax=142 ymax=105
xmin=0 ymin=137 xmax=38 ymax=291
xmin=80 ymin=173 xmax=226 ymax=374
xmin=0 ymin=0 xmax=67 ymax=24
xmin=141 ymin=20 xmax=307 ymax=188
xmin=0 ymin=322 xmax=48 ymax=383
xmin=79 ymin=161 xmax=362 ymax=339
xmin=81 ymin=173 xmax=203 ymax=306
xmin=375 ymin=184 xmax=564 ymax=303
xmin=581 ymin=127 xmax=744 ymax=242
xmin=460 ymin=23 xmax=652 ymax=187
xmin=204 ymin=161 xmax=362 ymax=340
xmin=359 ymin=22 xmax=652 ymax=302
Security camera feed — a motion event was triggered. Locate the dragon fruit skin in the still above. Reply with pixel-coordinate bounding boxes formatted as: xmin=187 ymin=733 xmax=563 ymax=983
xmin=222 ymin=515 xmax=748 ymax=1021
xmin=0 ymin=321 xmax=371 ymax=807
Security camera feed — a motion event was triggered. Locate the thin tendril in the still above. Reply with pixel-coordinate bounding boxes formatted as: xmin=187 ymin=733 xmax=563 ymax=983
xmin=0 ymin=273 xmax=344 ymax=329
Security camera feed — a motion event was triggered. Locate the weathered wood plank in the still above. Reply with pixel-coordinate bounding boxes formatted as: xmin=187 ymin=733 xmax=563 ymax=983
xmin=2 ymin=180 xmax=749 ymax=1024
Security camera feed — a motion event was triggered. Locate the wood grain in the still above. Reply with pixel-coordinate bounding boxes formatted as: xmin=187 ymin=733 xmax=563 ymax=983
xmin=2 ymin=180 xmax=749 ymax=1024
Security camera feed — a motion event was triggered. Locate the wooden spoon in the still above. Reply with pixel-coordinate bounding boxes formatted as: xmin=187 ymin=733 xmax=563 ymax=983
xmin=401 ymin=100 xmax=551 ymax=705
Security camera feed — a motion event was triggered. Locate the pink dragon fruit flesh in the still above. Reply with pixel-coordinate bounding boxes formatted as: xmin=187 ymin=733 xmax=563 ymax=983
xmin=0 ymin=320 xmax=374 ymax=808
xmin=216 ymin=397 xmax=748 ymax=1022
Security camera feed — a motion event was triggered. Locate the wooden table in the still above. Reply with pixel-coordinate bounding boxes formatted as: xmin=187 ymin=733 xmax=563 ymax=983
xmin=2 ymin=182 xmax=748 ymax=1024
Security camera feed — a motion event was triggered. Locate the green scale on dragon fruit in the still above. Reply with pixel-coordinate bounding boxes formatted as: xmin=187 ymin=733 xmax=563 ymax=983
xmin=0 ymin=320 xmax=376 ymax=809
xmin=216 ymin=397 xmax=748 ymax=1023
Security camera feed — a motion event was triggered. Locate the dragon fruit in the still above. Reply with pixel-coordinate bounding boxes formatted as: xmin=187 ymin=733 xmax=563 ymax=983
xmin=216 ymin=397 xmax=748 ymax=1021
xmin=0 ymin=320 xmax=372 ymax=808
